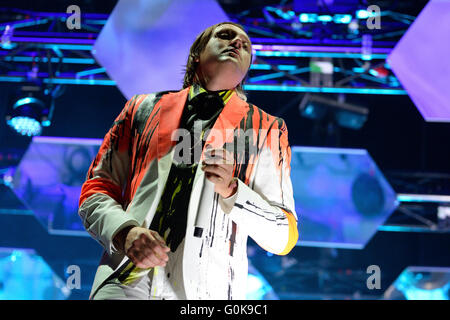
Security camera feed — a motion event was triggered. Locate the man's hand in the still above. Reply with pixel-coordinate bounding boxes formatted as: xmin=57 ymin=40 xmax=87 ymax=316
xmin=201 ymin=148 xmax=238 ymax=198
xmin=121 ymin=227 xmax=170 ymax=269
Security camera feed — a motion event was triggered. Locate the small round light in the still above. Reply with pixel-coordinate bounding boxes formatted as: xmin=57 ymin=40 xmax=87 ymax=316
xmin=7 ymin=116 xmax=42 ymax=136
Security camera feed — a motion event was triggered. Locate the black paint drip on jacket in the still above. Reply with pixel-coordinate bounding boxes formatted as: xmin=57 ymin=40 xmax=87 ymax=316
xmin=150 ymin=89 xmax=226 ymax=252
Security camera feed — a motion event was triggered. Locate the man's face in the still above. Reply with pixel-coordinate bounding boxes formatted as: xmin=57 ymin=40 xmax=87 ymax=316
xmin=197 ymin=24 xmax=252 ymax=88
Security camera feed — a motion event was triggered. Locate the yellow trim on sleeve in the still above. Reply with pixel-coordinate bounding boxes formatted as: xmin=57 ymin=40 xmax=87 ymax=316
xmin=278 ymin=209 xmax=299 ymax=256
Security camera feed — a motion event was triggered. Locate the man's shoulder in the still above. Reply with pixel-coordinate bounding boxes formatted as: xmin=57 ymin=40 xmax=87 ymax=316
xmin=246 ymin=101 xmax=286 ymax=128
xmin=132 ymin=89 xmax=179 ymax=102
xmin=127 ymin=89 xmax=183 ymax=113
xmin=124 ymin=90 xmax=179 ymax=123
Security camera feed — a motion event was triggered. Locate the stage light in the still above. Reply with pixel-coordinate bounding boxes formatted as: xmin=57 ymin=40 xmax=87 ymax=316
xmin=334 ymin=14 xmax=352 ymax=24
xmin=0 ymin=248 xmax=69 ymax=299
xmin=299 ymin=13 xmax=317 ymax=23
xmin=369 ymin=66 xmax=389 ymax=78
xmin=299 ymin=94 xmax=328 ymax=120
xmin=362 ymin=34 xmax=373 ymax=61
xmin=1 ymin=25 xmax=14 ymax=50
xmin=6 ymin=97 xmax=46 ymax=136
xmin=437 ymin=206 xmax=450 ymax=229
xmin=299 ymin=94 xmax=369 ymax=130
xmin=298 ymin=13 xmax=352 ymax=24
xmin=356 ymin=10 xmax=369 ymax=19
xmin=335 ymin=109 xmax=368 ymax=130
xmin=7 ymin=116 xmax=42 ymax=137
xmin=317 ymin=15 xmax=333 ymax=22
xmin=348 ymin=19 xmax=359 ymax=34
xmin=246 ymin=262 xmax=278 ymax=300
xmin=302 ymin=103 xmax=328 ymax=120
xmin=5 ymin=86 xmax=55 ymax=137
xmin=299 ymin=13 xmax=308 ymax=23
xmin=384 ymin=266 xmax=450 ymax=300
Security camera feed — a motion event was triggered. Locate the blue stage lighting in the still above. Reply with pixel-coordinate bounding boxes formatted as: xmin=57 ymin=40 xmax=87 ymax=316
xmin=301 ymin=103 xmax=327 ymax=120
xmin=334 ymin=14 xmax=352 ymax=24
xmin=384 ymin=266 xmax=450 ymax=300
xmin=6 ymin=97 xmax=46 ymax=136
xmin=299 ymin=94 xmax=328 ymax=120
xmin=5 ymin=87 xmax=54 ymax=137
xmin=299 ymin=94 xmax=369 ymax=130
xmin=246 ymin=263 xmax=278 ymax=300
xmin=317 ymin=15 xmax=333 ymax=22
xmin=335 ymin=109 xmax=368 ymax=130
xmin=299 ymin=13 xmax=317 ymax=23
xmin=246 ymin=274 xmax=270 ymax=300
xmin=0 ymin=248 xmax=69 ymax=299
xmin=7 ymin=116 xmax=42 ymax=137
xmin=356 ymin=9 xmax=369 ymax=19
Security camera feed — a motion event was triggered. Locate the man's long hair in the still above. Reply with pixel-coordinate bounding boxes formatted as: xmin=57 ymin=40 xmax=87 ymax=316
xmin=182 ymin=22 xmax=251 ymax=101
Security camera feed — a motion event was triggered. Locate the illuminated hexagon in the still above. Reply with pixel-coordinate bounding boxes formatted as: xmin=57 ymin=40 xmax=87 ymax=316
xmin=93 ymin=0 xmax=230 ymax=99
xmin=388 ymin=0 xmax=450 ymax=122
xmin=291 ymin=146 xmax=398 ymax=249
xmin=384 ymin=266 xmax=450 ymax=300
xmin=0 ymin=248 xmax=69 ymax=300
xmin=12 ymin=136 xmax=101 ymax=233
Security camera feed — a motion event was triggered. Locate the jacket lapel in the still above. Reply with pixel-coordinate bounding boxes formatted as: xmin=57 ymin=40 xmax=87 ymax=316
xmin=155 ymin=88 xmax=250 ymax=232
xmin=203 ymin=92 xmax=249 ymax=150
xmin=157 ymin=87 xmax=249 ymax=158
xmin=187 ymin=92 xmax=249 ymax=234
xmin=157 ymin=87 xmax=190 ymax=159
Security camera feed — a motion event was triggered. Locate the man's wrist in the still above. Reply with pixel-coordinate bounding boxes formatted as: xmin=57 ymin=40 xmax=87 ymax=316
xmin=114 ymin=225 xmax=134 ymax=252
xmin=222 ymin=177 xmax=238 ymax=198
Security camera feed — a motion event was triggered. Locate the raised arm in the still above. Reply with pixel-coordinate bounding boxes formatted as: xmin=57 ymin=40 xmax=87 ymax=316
xmin=220 ymin=118 xmax=299 ymax=255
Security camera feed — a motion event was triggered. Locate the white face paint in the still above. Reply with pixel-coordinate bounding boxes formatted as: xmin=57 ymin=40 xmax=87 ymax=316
xmin=197 ymin=24 xmax=252 ymax=91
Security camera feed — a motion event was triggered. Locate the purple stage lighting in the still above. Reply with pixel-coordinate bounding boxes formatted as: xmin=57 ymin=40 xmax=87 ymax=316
xmin=12 ymin=136 xmax=102 ymax=234
xmin=388 ymin=0 xmax=450 ymax=122
xmin=291 ymin=146 xmax=398 ymax=249
xmin=92 ymin=0 xmax=230 ymax=99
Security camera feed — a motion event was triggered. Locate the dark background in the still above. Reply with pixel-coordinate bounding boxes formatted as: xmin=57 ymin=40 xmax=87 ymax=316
xmin=0 ymin=0 xmax=448 ymax=299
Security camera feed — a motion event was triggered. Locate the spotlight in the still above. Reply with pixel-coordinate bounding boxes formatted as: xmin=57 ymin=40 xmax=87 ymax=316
xmin=348 ymin=19 xmax=359 ymax=34
xmin=384 ymin=266 xmax=450 ymax=300
xmin=334 ymin=14 xmax=352 ymax=24
xmin=5 ymin=86 xmax=53 ymax=137
xmin=335 ymin=110 xmax=367 ymax=130
xmin=437 ymin=206 xmax=450 ymax=230
xmin=356 ymin=9 xmax=370 ymax=19
xmin=299 ymin=94 xmax=369 ymax=130
xmin=1 ymin=25 xmax=14 ymax=50
xmin=299 ymin=94 xmax=327 ymax=120
xmin=369 ymin=66 xmax=389 ymax=78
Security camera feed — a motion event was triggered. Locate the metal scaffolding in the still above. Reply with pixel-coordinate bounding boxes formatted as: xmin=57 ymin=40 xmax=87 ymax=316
xmin=0 ymin=5 xmax=412 ymax=94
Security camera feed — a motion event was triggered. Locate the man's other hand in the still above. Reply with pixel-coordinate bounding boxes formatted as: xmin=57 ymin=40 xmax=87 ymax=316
xmin=201 ymin=147 xmax=238 ymax=199
xmin=123 ymin=227 xmax=170 ymax=269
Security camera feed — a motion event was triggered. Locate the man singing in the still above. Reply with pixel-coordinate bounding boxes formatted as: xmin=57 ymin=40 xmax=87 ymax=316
xmin=78 ymin=22 xmax=298 ymax=300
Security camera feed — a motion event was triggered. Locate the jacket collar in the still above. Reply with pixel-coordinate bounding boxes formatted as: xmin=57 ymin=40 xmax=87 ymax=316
xmin=188 ymin=83 xmax=234 ymax=105
xmin=157 ymin=86 xmax=249 ymax=158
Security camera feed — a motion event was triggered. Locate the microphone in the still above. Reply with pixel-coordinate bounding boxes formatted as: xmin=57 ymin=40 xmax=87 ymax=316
xmin=193 ymin=174 xmax=214 ymax=238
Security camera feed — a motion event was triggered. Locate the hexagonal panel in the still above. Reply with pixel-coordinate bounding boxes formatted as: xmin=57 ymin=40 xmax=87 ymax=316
xmin=0 ymin=248 xmax=69 ymax=299
xmin=384 ymin=266 xmax=450 ymax=300
xmin=12 ymin=136 xmax=101 ymax=233
xmin=291 ymin=146 xmax=398 ymax=249
xmin=388 ymin=0 xmax=450 ymax=122
xmin=93 ymin=0 xmax=230 ymax=99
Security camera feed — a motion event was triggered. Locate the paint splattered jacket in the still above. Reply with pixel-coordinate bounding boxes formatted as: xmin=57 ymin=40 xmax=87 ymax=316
xmin=78 ymin=87 xmax=298 ymax=299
